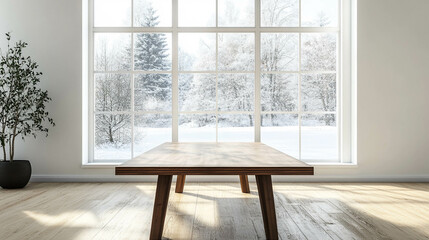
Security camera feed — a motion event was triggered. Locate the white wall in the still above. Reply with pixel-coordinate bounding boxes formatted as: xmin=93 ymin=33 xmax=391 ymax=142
xmin=0 ymin=0 xmax=428 ymax=182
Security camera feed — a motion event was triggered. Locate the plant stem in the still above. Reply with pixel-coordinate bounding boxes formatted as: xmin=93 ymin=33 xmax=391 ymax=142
xmin=8 ymin=135 xmax=12 ymax=162
xmin=1 ymin=124 xmax=5 ymax=161
xmin=2 ymin=142 xmax=5 ymax=161
xmin=11 ymin=124 xmax=18 ymax=162
xmin=11 ymin=134 xmax=16 ymax=161
xmin=10 ymin=111 xmax=20 ymax=162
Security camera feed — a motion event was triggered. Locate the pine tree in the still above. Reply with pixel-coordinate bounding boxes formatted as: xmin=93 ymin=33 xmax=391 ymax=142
xmin=134 ymin=6 xmax=171 ymax=106
xmin=134 ymin=8 xmax=169 ymax=71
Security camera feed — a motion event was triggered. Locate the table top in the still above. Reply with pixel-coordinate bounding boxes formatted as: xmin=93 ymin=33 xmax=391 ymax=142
xmin=115 ymin=142 xmax=314 ymax=175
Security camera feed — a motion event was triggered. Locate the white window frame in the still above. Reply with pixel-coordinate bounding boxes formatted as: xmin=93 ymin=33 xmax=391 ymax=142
xmin=84 ymin=0 xmax=354 ymax=165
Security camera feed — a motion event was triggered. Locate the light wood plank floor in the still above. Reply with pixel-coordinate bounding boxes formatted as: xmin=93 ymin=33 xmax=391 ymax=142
xmin=0 ymin=182 xmax=428 ymax=240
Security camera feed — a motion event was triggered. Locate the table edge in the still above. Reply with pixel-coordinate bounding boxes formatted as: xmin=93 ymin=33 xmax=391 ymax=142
xmin=115 ymin=166 xmax=314 ymax=175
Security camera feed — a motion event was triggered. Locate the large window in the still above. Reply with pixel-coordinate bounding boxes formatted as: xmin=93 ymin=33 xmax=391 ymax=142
xmin=89 ymin=0 xmax=351 ymax=163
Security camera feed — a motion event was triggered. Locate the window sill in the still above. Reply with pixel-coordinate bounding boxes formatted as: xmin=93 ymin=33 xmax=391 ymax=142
xmin=81 ymin=163 xmax=121 ymax=168
xmin=82 ymin=162 xmax=358 ymax=169
xmin=309 ymin=163 xmax=358 ymax=168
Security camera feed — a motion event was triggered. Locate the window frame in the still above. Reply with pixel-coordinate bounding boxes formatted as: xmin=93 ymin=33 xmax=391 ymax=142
xmin=86 ymin=0 xmax=353 ymax=164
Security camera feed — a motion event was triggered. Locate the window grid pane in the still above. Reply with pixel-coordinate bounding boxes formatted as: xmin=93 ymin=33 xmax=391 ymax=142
xmin=91 ymin=0 xmax=342 ymax=162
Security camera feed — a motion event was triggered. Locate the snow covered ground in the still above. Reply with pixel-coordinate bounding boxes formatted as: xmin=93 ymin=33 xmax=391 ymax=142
xmin=95 ymin=126 xmax=338 ymax=161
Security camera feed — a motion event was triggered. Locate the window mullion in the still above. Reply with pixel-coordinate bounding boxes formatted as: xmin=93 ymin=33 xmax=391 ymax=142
xmin=298 ymin=0 xmax=303 ymax=161
xmin=298 ymin=2 xmax=302 ymax=160
xmin=337 ymin=0 xmax=342 ymax=162
xmin=131 ymin=34 xmax=135 ymax=158
xmin=89 ymin=0 xmax=95 ymax=163
xmin=172 ymin=0 xmax=179 ymax=142
xmin=254 ymin=0 xmax=261 ymax=142
xmin=215 ymin=32 xmax=219 ymax=142
xmin=130 ymin=0 xmax=135 ymax=159
xmin=215 ymin=0 xmax=219 ymax=142
xmin=341 ymin=0 xmax=352 ymax=163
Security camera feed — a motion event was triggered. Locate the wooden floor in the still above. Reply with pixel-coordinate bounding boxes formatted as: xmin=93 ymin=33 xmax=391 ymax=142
xmin=1 ymin=182 xmax=429 ymax=240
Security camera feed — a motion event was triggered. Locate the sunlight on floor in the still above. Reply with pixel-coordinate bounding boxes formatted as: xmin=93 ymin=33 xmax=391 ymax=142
xmin=23 ymin=210 xmax=98 ymax=227
xmin=1 ymin=183 xmax=428 ymax=240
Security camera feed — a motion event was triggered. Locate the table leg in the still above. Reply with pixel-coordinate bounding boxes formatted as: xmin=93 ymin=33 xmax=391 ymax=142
xmin=239 ymin=175 xmax=250 ymax=193
xmin=175 ymin=174 xmax=186 ymax=193
xmin=255 ymin=175 xmax=278 ymax=240
xmin=150 ymin=175 xmax=172 ymax=240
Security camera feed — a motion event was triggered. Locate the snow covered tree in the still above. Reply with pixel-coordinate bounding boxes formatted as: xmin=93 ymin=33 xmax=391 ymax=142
xmin=134 ymin=8 xmax=169 ymax=71
xmin=301 ymin=13 xmax=337 ymax=125
xmin=94 ymin=38 xmax=131 ymax=146
xmin=256 ymin=0 xmax=300 ymax=126
xmin=178 ymin=34 xmax=218 ymax=127
xmin=95 ymin=114 xmax=131 ymax=146
xmin=315 ymin=11 xmax=331 ymax=27
xmin=261 ymin=32 xmax=298 ymax=125
xmin=301 ymin=74 xmax=336 ymax=125
xmin=261 ymin=0 xmax=298 ymax=27
xmin=216 ymin=33 xmax=255 ymax=126
xmin=181 ymin=74 xmax=216 ymax=111
xmin=95 ymin=4 xmax=172 ymax=148
xmin=134 ymin=6 xmax=171 ymax=110
xmin=179 ymin=34 xmax=216 ymax=109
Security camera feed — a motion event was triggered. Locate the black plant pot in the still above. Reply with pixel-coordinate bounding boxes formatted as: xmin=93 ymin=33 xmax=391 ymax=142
xmin=0 ymin=160 xmax=32 ymax=189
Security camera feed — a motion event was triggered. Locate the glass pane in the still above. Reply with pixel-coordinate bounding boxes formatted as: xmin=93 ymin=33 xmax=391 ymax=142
xmin=301 ymin=33 xmax=337 ymax=71
xmin=301 ymin=114 xmax=338 ymax=161
xmin=95 ymin=114 xmax=131 ymax=160
xmin=94 ymin=33 xmax=131 ymax=71
xmin=301 ymin=74 xmax=336 ymax=112
xmin=218 ymin=74 xmax=254 ymax=111
xmin=179 ymin=114 xmax=216 ymax=142
xmin=179 ymin=33 xmax=216 ymax=71
xmin=179 ymin=0 xmax=216 ymax=27
xmin=218 ymin=0 xmax=254 ymax=27
xmin=261 ymin=33 xmax=299 ymax=71
xmin=218 ymin=33 xmax=255 ymax=71
xmin=134 ymin=33 xmax=172 ymax=71
xmin=95 ymin=74 xmax=131 ymax=112
xmin=94 ymin=0 xmax=131 ymax=27
xmin=134 ymin=0 xmax=172 ymax=27
xmin=134 ymin=114 xmax=171 ymax=157
xmin=261 ymin=0 xmax=299 ymax=27
xmin=218 ymin=114 xmax=254 ymax=142
xmin=261 ymin=114 xmax=299 ymax=158
xmin=261 ymin=74 xmax=298 ymax=112
xmin=301 ymin=0 xmax=338 ymax=27
xmin=179 ymin=74 xmax=216 ymax=111
xmin=134 ymin=74 xmax=172 ymax=111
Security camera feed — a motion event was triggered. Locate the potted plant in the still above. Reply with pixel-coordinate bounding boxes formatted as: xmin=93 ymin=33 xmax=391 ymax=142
xmin=0 ymin=33 xmax=55 ymax=189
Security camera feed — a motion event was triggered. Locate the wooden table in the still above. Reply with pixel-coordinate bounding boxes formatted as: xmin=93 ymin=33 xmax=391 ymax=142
xmin=116 ymin=142 xmax=314 ymax=240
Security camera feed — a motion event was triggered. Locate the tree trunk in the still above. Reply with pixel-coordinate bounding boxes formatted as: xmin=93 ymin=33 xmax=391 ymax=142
xmin=108 ymin=127 xmax=114 ymax=143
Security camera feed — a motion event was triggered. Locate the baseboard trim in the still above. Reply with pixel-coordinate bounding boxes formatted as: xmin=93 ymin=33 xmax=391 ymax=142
xmin=30 ymin=174 xmax=429 ymax=183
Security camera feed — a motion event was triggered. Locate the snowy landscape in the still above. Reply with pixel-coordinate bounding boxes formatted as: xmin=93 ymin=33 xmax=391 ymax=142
xmin=95 ymin=126 xmax=338 ymax=162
